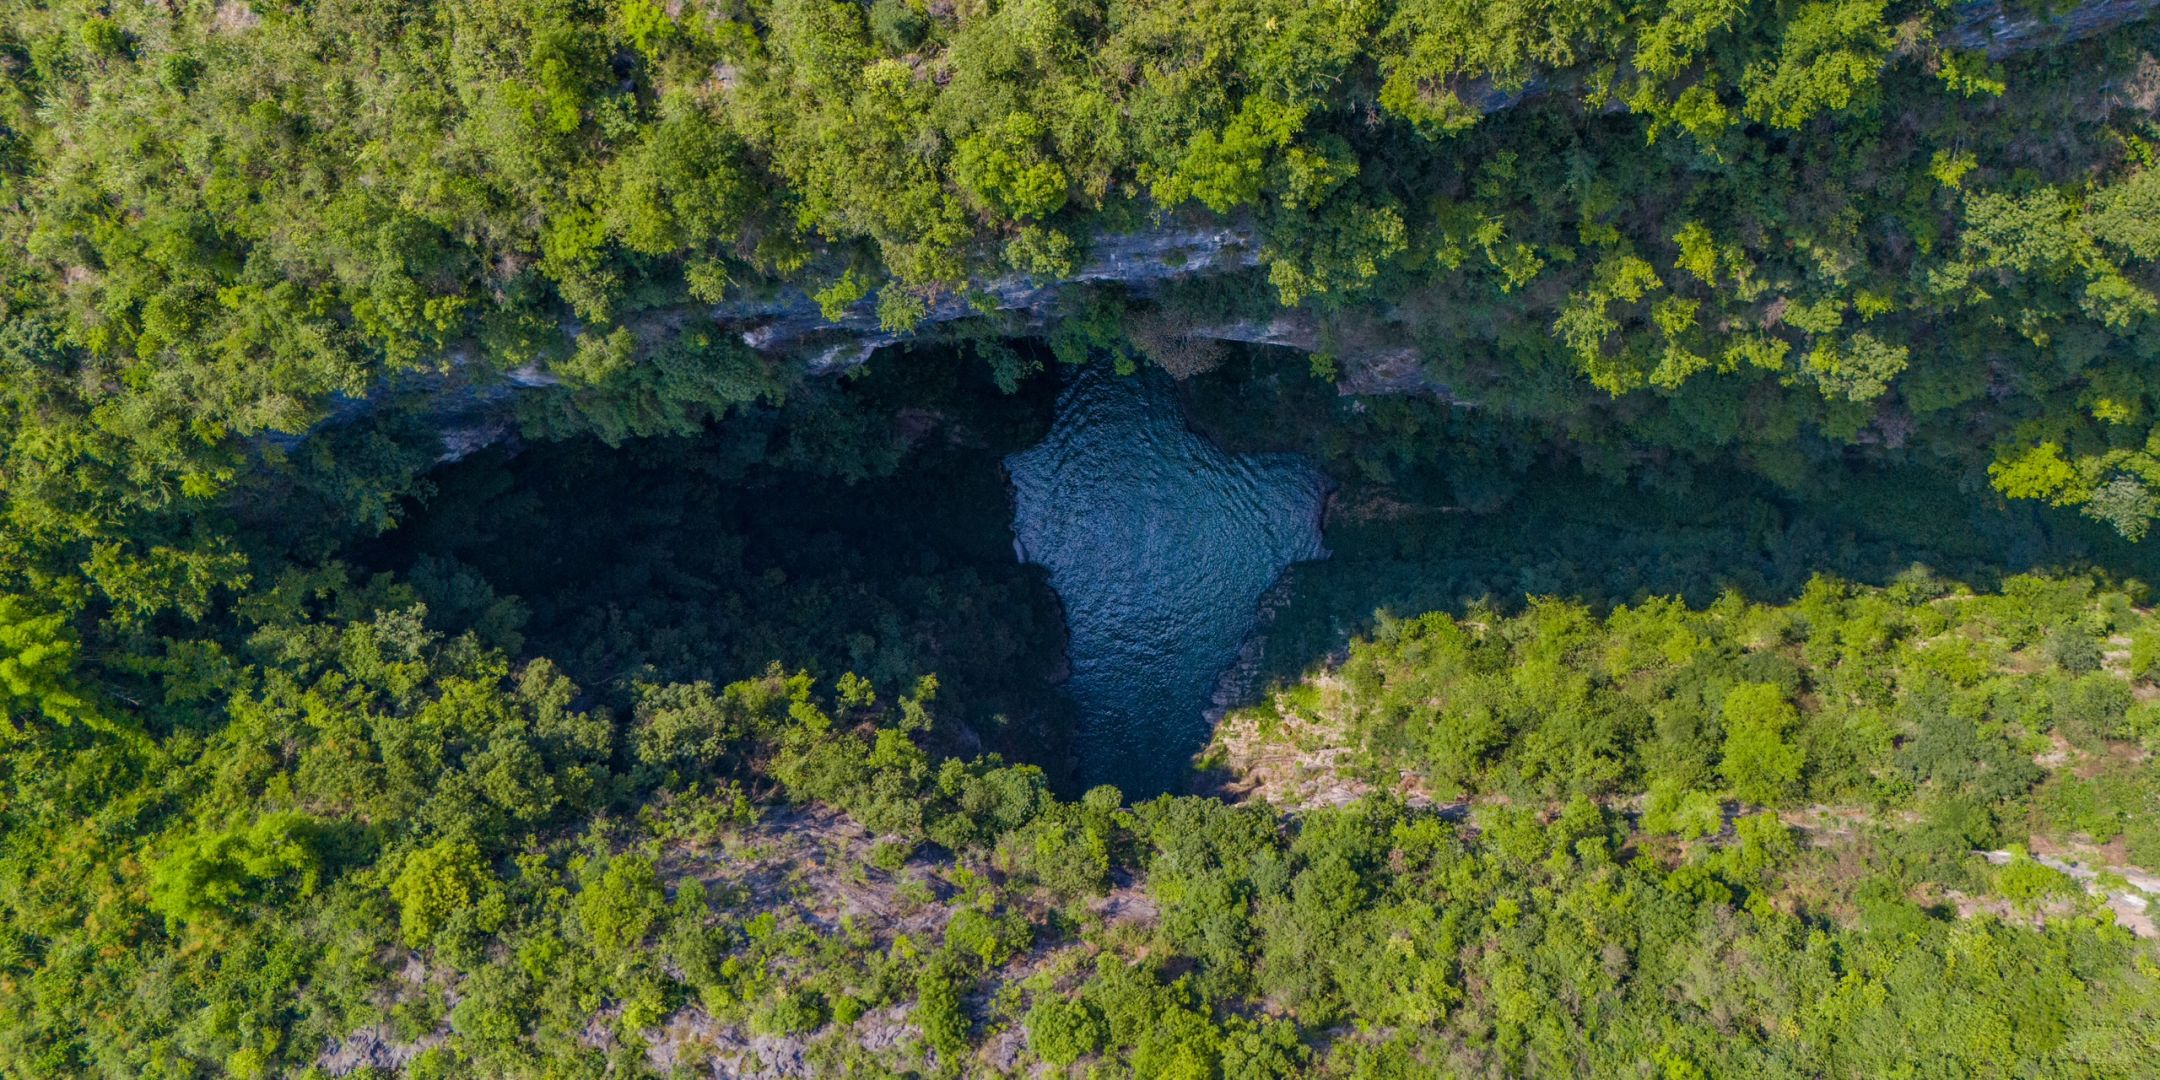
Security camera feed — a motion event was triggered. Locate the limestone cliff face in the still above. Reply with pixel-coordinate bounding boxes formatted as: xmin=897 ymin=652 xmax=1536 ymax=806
xmin=1945 ymin=0 xmax=2160 ymax=56
xmin=712 ymin=223 xmax=1453 ymax=400
xmin=718 ymin=223 xmax=1260 ymax=373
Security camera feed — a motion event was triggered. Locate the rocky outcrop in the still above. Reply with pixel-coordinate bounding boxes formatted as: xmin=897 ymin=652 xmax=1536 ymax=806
xmin=720 ymin=222 xmax=1260 ymax=370
xmin=1945 ymin=0 xmax=2160 ymax=57
xmin=1975 ymin=848 xmax=2160 ymax=938
xmin=1178 ymin=313 xmax=1457 ymax=398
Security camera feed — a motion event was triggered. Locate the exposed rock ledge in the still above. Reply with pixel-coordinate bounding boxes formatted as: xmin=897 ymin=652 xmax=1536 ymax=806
xmin=1946 ymin=0 xmax=2160 ymax=56
xmin=720 ymin=221 xmax=1260 ymax=373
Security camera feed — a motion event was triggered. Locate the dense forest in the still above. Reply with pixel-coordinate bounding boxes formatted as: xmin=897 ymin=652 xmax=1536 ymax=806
xmin=9 ymin=0 xmax=2160 ymax=1075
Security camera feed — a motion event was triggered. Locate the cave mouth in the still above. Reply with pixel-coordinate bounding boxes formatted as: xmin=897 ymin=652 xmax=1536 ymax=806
xmin=357 ymin=342 xmax=1353 ymax=800
xmin=360 ymin=341 xmax=1090 ymax=787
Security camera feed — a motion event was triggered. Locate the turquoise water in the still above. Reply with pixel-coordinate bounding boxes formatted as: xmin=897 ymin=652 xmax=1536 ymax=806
xmin=1005 ymin=366 xmax=1330 ymax=796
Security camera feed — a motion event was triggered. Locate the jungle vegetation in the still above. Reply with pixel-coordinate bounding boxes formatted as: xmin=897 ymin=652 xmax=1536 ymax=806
xmin=7 ymin=0 xmax=2160 ymax=1076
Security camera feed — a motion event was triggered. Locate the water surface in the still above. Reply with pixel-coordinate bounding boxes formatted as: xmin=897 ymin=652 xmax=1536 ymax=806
xmin=1006 ymin=365 xmax=1329 ymax=796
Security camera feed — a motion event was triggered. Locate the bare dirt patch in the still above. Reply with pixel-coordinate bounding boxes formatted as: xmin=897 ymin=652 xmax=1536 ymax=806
xmin=1205 ymin=677 xmax=1439 ymax=811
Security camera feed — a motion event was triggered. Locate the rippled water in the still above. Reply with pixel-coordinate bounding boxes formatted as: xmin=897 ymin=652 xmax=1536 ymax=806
xmin=1006 ymin=365 xmax=1330 ymax=796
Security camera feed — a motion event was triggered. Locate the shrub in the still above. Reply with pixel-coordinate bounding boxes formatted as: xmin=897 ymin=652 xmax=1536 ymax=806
xmin=1026 ymin=997 xmax=1106 ymax=1067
